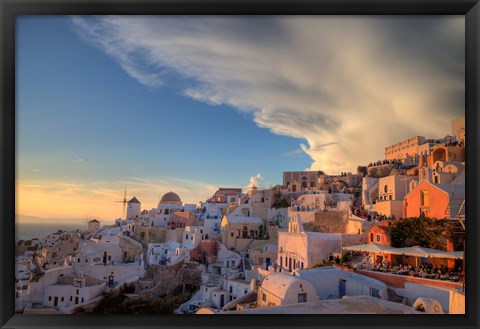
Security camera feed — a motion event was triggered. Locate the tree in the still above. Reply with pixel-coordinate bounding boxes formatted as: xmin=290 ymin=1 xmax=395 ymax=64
xmin=388 ymin=217 xmax=463 ymax=250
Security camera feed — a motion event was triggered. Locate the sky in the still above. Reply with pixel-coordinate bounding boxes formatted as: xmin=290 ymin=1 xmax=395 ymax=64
xmin=16 ymin=15 xmax=465 ymax=222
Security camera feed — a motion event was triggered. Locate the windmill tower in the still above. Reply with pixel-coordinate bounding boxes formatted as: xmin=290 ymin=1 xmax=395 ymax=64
xmin=114 ymin=186 xmax=128 ymax=219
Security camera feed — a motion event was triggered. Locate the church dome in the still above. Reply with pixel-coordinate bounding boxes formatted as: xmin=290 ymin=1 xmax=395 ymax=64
xmin=160 ymin=191 xmax=182 ymax=205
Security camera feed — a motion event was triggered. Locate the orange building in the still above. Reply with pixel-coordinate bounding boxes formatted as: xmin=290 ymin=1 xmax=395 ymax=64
xmin=427 ymin=145 xmax=465 ymax=168
xmin=403 ymin=179 xmax=464 ymax=219
xmin=368 ymin=223 xmax=391 ymax=246
xmin=384 ymin=136 xmax=426 ymax=160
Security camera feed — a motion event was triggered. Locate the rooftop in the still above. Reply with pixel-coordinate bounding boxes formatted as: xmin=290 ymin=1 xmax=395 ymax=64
xmin=197 ymin=296 xmax=420 ymax=314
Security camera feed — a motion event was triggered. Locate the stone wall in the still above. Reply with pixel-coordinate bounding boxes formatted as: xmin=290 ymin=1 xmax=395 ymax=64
xmin=301 ymin=210 xmax=349 ymax=233
xmin=165 ymin=228 xmax=184 ymax=243
xmin=133 ymin=226 xmax=166 ymax=246
xmin=341 ymin=233 xmax=368 ymax=247
xmin=357 ymin=270 xmax=463 ymax=291
xmin=119 ymin=235 xmax=143 ymax=262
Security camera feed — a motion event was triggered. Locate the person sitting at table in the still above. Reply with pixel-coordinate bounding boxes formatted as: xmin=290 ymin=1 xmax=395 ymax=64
xmin=396 ymin=264 xmax=404 ymax=275
xmin=418 ymin=268 xmax=427 ymax=277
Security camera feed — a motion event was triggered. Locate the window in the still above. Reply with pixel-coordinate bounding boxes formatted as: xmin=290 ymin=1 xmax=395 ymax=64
xmin=230 ymin=232 xmax=234 ymax=237
xmin=229 ymin=286 xmax=233 ymax=293
xmin=186 ymin=235 xmax=189 ymax=240
xmin=70 ymin=296 xmax=72 ymax=302
xmin=261 ymin=197 xmax=265 ymax=203
xmin=165 ymin=209 xmax=169 ymax=215
xmin=61 ymin=297 xmax=64 ymax=302
xmin=76 ymin=289 xmax=79 ymax=295
xmin=280 ymin=257 xmax=283 ymax=267
xmin=49 ymin=296 xmax=52 ymax=301
xmin=370 ymin=287 xmax=380 ymax=298
xmin=77 ymin=258 xmax=80 ymax=263
xmin=262 ymin=293 xmax=266 ymax=302
xmin=420 ymin=190 xmax=429 ymax=207
xmin=82 ymin=297 xmax=84 ymax=303
xmin=376 ymin=234 xmax=381 ymax=243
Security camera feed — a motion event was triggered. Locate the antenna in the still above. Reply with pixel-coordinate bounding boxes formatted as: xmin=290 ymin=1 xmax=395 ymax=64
xmin=114 ymin=186 xmax=127 ymax=218
xmin=82 ymin=215 xmax=91 ymax=225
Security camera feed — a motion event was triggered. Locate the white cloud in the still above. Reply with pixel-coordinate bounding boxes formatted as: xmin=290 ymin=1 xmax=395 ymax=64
xmin=281 ymin=148 xmax=303 ymax=157
xmin=248 ymin=173 xmax=264 ymax=188
xmin=72 ymin=16 xmax=464 ymax=173
xmin=73 ymin=157 xmax=88 ymax=163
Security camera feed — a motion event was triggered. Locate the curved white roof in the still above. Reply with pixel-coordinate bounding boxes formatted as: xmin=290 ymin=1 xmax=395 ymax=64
xmin=297 ymin=267 xmax=386 ymax=291
xmin=260 ymin=273 xmax=307 ymax=299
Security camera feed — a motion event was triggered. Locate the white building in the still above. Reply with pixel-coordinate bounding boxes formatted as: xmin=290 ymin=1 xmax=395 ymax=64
xmin=125 ymin=196 xmax=141 ymax=220
xmin=375 ymin=174 xmax=417 ymax=218
xmin=296 ymin=267 xmax=388 ymax=300
xmin=147 ymin=241 xmax=183 ymax=266
xmin=198 ymin=202 xmax=224 ymax=237
xmin=182 ymin=226 xmax=203 ymax=250
xmin=43 ymin=272 xmax=105 ymax=312
xmin=257 ymin=272 xmax=318 ymax=307
xmin=277 ymin=215 xmax=342 ymax=272
xmin=86 ymin=219 xmax=100 ymax=233
xmin=141 ymin=191 xmax=196 ymax=228
xmin=221 ymin=215 xmax=266 ymax=252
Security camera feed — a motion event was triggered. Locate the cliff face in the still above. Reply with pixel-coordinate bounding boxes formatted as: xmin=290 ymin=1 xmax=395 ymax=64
xmin=302 ymin=210 xmax=349 ymax=234
xmin=136 ymin=261 xmax=202 ymax=301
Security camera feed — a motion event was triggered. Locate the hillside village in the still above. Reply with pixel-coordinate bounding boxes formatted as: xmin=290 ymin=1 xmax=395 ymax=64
xmin=15 ymin=117 xmax=466 ymax=315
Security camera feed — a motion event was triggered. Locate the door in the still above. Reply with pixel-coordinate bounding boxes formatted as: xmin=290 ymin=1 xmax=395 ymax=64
xmin=54 ymin=296 xmax=58 ymax=307
xmin=265 ymin=258 xmax=271 ymax=270
xmin=339 ymin=279 xmax=346 ymax=297
xmin=75 ymin=297 xmax=79 ymax=305
xmin=298 ymin=293 xmax=307 ymax=303
xmin=220 ymin=294 xmax=225 ymax=307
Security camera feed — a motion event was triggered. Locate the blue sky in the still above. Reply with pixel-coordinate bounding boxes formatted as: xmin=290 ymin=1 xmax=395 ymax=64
xmin=16 ymin=16 xmax=464 ymax=220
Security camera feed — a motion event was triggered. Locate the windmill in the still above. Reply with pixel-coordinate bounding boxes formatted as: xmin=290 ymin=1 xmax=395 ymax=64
xmin=114 ymin=186 xmax=128 ymax=219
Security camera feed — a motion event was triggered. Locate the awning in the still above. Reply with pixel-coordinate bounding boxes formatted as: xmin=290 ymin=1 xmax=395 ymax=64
xmin=342 ymin=243 xmax=395 ymax=253
xmin=385 ymin=246 xmax=463 ymax=259
xmin=385 ymin=246 xmax=441 ymax=258
xmin=428 ymin=250 xmax=464 ymax=260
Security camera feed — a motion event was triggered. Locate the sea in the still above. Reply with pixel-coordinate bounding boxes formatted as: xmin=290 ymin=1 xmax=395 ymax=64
xmin=16 ymin=222 xmax=86 ymax=242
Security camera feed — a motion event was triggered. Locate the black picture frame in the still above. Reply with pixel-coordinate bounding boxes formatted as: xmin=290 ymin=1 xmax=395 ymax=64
xmin=1 ymin=1 xmax=479 ymax=328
